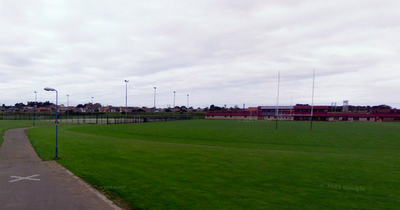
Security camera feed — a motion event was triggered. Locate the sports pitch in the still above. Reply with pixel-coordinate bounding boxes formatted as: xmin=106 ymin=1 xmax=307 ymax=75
xmin=19 ymin=120 xmax=400 ymax=209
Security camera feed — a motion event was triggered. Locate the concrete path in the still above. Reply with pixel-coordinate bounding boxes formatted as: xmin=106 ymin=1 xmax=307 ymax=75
xmin=0 ymin=128 xmax=121 ymax=210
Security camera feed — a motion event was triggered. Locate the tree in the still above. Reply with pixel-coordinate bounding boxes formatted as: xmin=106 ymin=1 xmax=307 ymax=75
xmin=210 ymin=104 xmax=215 ymax=110
xmin=372 ymin=104 xmax=392 ymax=109
xmin=210 ymin=104 xmax=223 ymax=111
xmin=42 ymin=101 xmax=52 ymax=107
xmin=15 ymin=103 xmax=26 ymax=108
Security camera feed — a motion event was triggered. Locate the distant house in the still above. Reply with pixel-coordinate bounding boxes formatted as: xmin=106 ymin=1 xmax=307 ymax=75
xmin=74 ymin=108 xmax=86 ymax=113
xmin=37 ymin=107 xmax=52 ymax=112
xmin=99 ymin=107 xmax=110 ymax=112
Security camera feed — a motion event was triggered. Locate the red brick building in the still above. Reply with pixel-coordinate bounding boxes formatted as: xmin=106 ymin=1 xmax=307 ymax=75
xmin=206 ymin=105 xmax=400 ymax=122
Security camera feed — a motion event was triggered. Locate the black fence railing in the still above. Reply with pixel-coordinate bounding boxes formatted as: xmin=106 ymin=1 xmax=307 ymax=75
xmin=0 ymin=113 xmax=205 ymax=124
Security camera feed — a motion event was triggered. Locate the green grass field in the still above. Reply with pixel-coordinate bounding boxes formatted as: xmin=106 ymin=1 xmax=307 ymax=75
xmin=0 ymin=120 xmax=54 ymax=146
xmin=23 ymin=120 xmax=400 ymax=210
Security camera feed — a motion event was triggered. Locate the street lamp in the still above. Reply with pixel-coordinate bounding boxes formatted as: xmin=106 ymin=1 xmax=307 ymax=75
xmin=125 ymin=80 xmax=129 ymax=123
xmin=187 ymin=94 xmax=189 ymax=119
xmin=44 ymin=87 xmax=59 ymax=159
xmin=33 ymin=91 xmax=37 ymax=125
xmin=154 ymin=87 xmax=156 ymax=120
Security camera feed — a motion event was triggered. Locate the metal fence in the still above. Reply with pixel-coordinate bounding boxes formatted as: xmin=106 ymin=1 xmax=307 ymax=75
xmin=0 ymin=113 xmax=205 ymax=124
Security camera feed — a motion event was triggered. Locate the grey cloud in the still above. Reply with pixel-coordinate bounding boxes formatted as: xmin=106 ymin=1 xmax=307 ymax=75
xmin=1 ymin=0 xmax=400 ymax=108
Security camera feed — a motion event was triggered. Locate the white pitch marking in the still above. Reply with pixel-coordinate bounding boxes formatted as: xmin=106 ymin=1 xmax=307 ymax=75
xmin=9 ymin=174 xmax=41 ymax=183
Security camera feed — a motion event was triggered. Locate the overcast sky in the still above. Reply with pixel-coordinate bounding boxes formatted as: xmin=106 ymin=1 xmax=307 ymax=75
xmin=1 ymin=0 xmax=399 ymax=109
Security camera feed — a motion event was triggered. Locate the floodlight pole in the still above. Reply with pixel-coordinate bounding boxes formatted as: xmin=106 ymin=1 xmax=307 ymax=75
xmin=276 ymin=71 xmax=280 ymax=130
xmin=172 ymin=91 xmax=176 ymax=118
xmin=173 ymin=91 xmax=176 ymax=108
xmin=44 ymin=87 xmax=59 ymax=159
xmin=91 ymin=97 xmax=94 ymax=119
xmin=310 ymin=69 xmax=315 ymax=130
xmin=187 ymin=94 xmax=189 ymax=119
xmin=125 ymin=80 xmax=129 ymax=123
xmin=67 ymin=94 xmax=69 ymax=122
xmin=154 ymin=87 xmax=156 ymax=120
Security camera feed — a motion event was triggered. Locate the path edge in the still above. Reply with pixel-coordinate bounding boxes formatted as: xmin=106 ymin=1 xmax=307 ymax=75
xmin=53 ymin=161 xmax=123 ymax=210
xmin=24 ymin=127 xmax=124 ymax=210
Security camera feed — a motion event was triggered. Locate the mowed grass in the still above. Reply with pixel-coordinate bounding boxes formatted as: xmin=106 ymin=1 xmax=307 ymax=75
xmin=26 ymin=120 xmax=400 ymax=210
xmin=0 ymin=120 xmax=54 ymax=146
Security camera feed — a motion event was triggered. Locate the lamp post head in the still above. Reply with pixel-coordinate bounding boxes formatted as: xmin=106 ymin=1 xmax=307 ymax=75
xmin=44 ymin=87 xmax=56 ymax=91
xmin=125 ymin=80 xmax=129 ymax=82
xmin=154 ymin=87 xmax=156 ymax=89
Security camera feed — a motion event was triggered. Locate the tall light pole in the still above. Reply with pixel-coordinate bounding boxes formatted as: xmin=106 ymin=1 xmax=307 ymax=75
xmin=44 ymin=87 xmax=59 ymax=159
xmin=187 ymin=94 xmax=189 ymax=119
xmin=276 ymin=71 xmax=280 ymax=130
xmin=67 ymin=94 xmax=69 ymax=122
xmin=310 ymin=69 xmax=316 ymax=130
xmin=153 ymin=87 xmax=157 ymax=120
xmin=91 ymin=96 xmax=94 ymax=118
xmin=125 ymin=80 xmax=129 ymax=123
xmin=33 ymin=91 xmax=37 ymax=125
xmin=173 ymin=91 xmax=176 ymax=108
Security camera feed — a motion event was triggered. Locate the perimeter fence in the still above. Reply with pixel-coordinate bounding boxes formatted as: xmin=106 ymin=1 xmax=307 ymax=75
xmin=0 ymin=112 xmax=205 ymax=124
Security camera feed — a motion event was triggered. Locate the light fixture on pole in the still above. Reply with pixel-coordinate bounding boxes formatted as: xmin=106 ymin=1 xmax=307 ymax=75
xmin=91 ymin=96 xmax=94 ymax=118
xmin=67 ymin=94 xmax=69 ymax=122
xmin=173 ymin=91 xmax=176 ymax=108
xmin=276 ymin=71 xmax=280 ymax=130
xmin=125 ymin=80 xmax=129 ymax=123
xmin=44 ymin=87 xmax=59 ymax=159
xmin=310 ymin=69 xmax=316 ymax=130
xmin=154 ymin=87 xmax=156 ymax=119
xmin=33 ymin=91 xmax=37 ymax=125
xmin=187 ymin=94 xmax=189 ymax=119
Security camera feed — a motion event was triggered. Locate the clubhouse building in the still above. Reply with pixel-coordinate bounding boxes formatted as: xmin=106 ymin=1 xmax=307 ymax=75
xmin=206 ymin=105 xmax=400 ymax=122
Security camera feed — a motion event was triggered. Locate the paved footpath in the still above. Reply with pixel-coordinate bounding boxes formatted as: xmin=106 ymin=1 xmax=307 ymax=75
xmin=0 ymin=128 xmax=121 ymax=210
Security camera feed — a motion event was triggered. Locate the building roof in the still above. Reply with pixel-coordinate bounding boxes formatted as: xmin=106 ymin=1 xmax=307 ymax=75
xmin=294 ymin=105 xmax=329 ymax=110
xmin=259 ymin=106 xmax=293 ymax=110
